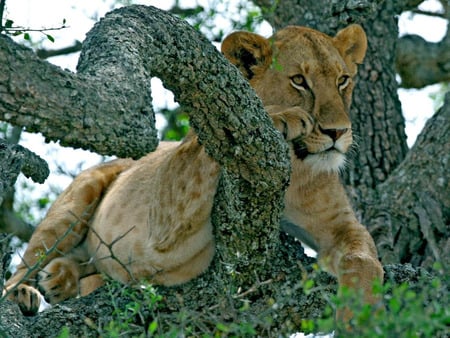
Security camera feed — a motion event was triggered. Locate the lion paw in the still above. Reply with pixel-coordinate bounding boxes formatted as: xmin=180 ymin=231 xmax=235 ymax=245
xmin=270 ymin=106 xmax=314 ymax=141
xmin=38 ymin=257 xmax=80 ymax=305
xmin=4 ymin=284 xmax=42 ymax=316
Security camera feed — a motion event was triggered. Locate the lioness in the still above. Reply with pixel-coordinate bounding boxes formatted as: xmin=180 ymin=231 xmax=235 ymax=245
xmin=4 ymin=23 xmax=383 ymax=318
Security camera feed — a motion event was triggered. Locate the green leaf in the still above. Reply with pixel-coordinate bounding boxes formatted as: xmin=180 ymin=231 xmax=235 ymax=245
xmin=216 ymin=322 xmax=230 ymax=333
xmin=24 ymin=33 xmax=31 ymax=41
xmin=301 ymin=319 xmax=315 ymax=332
xmin=5 ymin=19 xmax=14 ymax=28
xmin=304 ymin=279 xmax=314 ymax=292
xmin=57 ymin=327 xmax=70 ymax=338
xmin=148 ymin=320 xmax=158 ymax=334
xmin=46 ymin=34 xmax=55 ymax=42
xmin=389 ymin=297 xmax=402 ymax=313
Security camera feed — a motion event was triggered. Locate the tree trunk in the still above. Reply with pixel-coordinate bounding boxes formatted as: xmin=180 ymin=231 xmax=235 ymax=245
xmin=366 ymin=93 xmax=450 ymax=268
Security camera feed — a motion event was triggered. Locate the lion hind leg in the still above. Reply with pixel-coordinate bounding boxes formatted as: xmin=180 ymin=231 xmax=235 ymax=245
xmin=37 ymin=244 xmax=98 ymax=304
xmin=6 ymin=159 xmax=134 ymax=291
xmin=79 ymin=274 xmax=105 ymax=296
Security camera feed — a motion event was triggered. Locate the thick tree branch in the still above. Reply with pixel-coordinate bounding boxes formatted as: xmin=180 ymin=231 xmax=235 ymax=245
xmin=396 ymin=34 xmax=450 ymax=88
xmin=366 ymin=93 xmax=450 ymax=268
xmin=0 ymin=140 xmax=49 ymax=204
xmin=0 ymin=34 xmax=157 ymax=159
xmin=79 ymin=5 xmax=289 ymax=188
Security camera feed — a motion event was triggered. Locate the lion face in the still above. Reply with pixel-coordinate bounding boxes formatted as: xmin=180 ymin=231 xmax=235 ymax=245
xmin=222 ymin=25 xmax=367 ymax=172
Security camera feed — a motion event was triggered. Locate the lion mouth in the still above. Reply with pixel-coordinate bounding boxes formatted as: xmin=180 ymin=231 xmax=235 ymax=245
xmin=291 ymin=138 xmax=342 ymax=160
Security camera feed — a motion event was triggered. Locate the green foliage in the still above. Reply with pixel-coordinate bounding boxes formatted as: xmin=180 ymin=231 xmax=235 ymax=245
xmin=57 ymin=326 xmax=70 ymax=338
xmin=97 ymin=278 xmax=262 ymax=337
xmin=89 ymin=263 xmax=448 ymax=337
xmin=1 ymin=17 xmax=65 ymax=44
xmin=302 ymin=264 xmax=449 ymax=337
xmin=430 ymin=82 xmax=449 ymax=111
xmin=159 ymin=107 xmax=190 ymax=141
xmin=98 ymin=280 xmax=164 ymax=337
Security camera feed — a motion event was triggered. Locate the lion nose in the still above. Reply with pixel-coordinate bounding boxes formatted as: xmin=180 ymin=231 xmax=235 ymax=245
xmin=320 ymin=127 xmax=348 ymax=142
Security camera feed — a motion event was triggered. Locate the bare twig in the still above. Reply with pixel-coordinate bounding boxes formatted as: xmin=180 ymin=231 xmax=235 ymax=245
xmin=411 ymin=9 xmax=446 ymax=19
xmin=4 ymin=24 xmax=68 ymax=34
xmin=0 ymin=217 xmax=80 ymax=301
xmin=36 ymin=40 xmax=82 ymax=59
xmin=0 ymin=0 xmax=6 ymax=32
xmin=88 ymin=225 xmax=138 ymax=282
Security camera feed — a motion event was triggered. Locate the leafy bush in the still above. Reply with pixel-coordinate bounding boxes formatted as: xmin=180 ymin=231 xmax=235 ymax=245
xmin=54 ymin=262 xmax=448 ymax=337
xmin=302 ymin=263 xmax=449 ymax=337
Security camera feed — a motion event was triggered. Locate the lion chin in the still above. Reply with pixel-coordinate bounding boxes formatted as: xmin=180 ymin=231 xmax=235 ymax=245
xmin=292 ymin=139 xmax=347 ymax=173
xmin=304 ymin=150 xmax=347 ymax=173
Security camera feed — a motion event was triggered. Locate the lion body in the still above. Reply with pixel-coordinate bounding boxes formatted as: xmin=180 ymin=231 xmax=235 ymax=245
xmin=4 ymin=24 xmax=383 ymax=318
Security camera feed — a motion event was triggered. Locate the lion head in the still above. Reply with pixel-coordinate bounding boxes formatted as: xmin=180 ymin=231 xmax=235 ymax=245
xmin=222 ymin=24 xmax=367 ymax=172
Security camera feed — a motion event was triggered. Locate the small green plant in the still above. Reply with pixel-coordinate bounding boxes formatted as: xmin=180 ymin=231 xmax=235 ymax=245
xmin=301 ymin=264 xmax=449 ymax=337
xmin=57 ymin=326 xmax=70 ymax=338
xmin=100 ymin=277 xmax=262 ymax=337
xmin=102 ymin=280 xmax=163 ymax=337
xmin=1 ymin=18 xmax=66 ymax=43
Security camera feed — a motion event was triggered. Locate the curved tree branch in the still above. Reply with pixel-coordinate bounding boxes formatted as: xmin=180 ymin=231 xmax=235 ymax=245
xmin=0 ymin=34 xmax=157 ymax=159
xmin=78 ymin=5 xmax=289 ymax=188
xmin=0 ymin=140 xmax=49 ymax=203
xmin=78 ymin=5 xmax=291 ymax=294
xmin=396 ymin=34 xmax=450 ymax=88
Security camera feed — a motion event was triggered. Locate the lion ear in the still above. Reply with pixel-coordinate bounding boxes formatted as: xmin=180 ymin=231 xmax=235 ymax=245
xmin=221 ymin=31 xmax=272 ymax=80
xmin=333 ymin=24 xmax=367 ymax=75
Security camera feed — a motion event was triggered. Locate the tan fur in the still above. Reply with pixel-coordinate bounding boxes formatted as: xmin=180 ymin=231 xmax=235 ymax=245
xmin=4 ymin=24 xmax=383 ymax=320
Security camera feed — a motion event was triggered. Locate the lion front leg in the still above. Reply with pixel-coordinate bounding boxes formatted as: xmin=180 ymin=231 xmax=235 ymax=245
xmin=320 ymin=223 xmax=384 ymax=322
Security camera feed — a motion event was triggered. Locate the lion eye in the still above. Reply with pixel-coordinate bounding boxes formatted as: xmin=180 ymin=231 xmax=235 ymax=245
xmin=338 ymin=75 xmax=350 ymax=91
xmin=290 ymin=74 xmax=308 ymax=91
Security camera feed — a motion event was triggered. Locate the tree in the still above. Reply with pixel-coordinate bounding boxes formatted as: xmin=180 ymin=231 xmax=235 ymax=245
xmin=0 ymin=1 xmax=448 ymax=336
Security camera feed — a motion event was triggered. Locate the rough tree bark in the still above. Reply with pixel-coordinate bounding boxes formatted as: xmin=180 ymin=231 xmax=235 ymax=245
xmin=0 ymin=24 xmax=157 ymax=159
xmin=0 ymin=139 xmax=49 ymax=205
xmin=367 ymin=93 xmax=450 ymax=268
xmin=0 ymin=1 xmax=448 ymax=336
xmin=396 ymin=0 xmax=450 ymax=88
